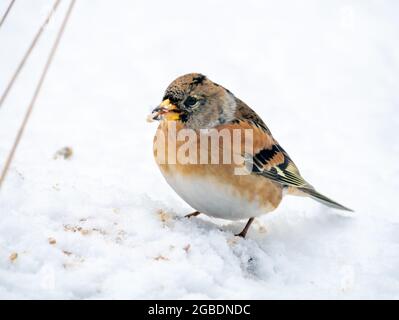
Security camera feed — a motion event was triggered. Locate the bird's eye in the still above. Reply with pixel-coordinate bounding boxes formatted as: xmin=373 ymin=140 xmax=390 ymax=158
xmin=184 ymin=96 xmax=198 ymax=108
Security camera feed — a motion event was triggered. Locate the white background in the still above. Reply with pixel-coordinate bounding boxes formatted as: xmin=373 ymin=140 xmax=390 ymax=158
xmin=0 ymin=0 xmax=398 ymax=299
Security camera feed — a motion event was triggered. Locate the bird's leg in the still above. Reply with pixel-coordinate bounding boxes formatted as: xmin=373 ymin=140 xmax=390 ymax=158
xmin=185 ymin=211 xmax=201 ymax=218
xmin=235 ymin=217 xmax=255 ymax=238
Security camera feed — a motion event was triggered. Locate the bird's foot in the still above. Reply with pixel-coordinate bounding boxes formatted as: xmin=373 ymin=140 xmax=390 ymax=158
xmin=234 ymin=217 xmax=255 ymax=239
xmin=234 ymin=231 xmax=247 ymax=238
xmin=185 ymin=211 xmax=201 ymax=219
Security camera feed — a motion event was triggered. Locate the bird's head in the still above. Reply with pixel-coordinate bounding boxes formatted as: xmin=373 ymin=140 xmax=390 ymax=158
xmin=149 ymin=73 xmax=237 ymax=129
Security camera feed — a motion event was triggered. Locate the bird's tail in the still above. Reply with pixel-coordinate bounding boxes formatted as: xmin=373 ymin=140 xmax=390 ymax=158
xmin=298 ymin=187 xmax=353 ymax=212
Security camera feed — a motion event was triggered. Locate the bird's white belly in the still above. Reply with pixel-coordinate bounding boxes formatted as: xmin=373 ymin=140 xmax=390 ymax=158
xmin=162 ymin=170 xmax=270 ymax=220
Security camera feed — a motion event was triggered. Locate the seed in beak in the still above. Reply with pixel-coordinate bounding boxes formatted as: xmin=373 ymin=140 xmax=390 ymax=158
xmin=147 ymin=99 xmax=181 ymax=122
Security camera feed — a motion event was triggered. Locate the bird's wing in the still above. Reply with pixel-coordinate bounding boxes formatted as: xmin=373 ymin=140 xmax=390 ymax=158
xmin=228 ymin=100 xmax=353 ymax=211
xmin=250 ymin=140 xmax=311 ymax=188
xmin=233 ymin=100 xmax=313 ymax=189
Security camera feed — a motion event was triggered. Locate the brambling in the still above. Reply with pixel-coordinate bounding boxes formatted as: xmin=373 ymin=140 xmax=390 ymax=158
xmin=148 ymin=73 xmax=352 ymax=238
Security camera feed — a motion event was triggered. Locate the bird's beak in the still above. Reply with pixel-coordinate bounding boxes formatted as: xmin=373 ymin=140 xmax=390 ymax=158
xmin=148 ymin=99 xmax=181 ymax=122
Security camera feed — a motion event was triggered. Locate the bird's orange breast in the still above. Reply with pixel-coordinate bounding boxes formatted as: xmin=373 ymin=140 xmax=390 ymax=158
xmin=153 ymin=121 xmax=283 ymax=217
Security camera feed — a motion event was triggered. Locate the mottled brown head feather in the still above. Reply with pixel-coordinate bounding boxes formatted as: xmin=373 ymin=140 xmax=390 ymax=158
xmin=162 ymin=73 xmax=237 ymax=129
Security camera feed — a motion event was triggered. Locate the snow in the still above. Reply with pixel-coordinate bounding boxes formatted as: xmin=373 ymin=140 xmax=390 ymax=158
xmin=0 ymin=0 xmax=398 ymax=299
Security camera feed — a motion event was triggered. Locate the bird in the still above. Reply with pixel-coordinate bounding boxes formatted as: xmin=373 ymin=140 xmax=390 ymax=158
xmin=148 ymin=73 xmax=352 ymax=238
